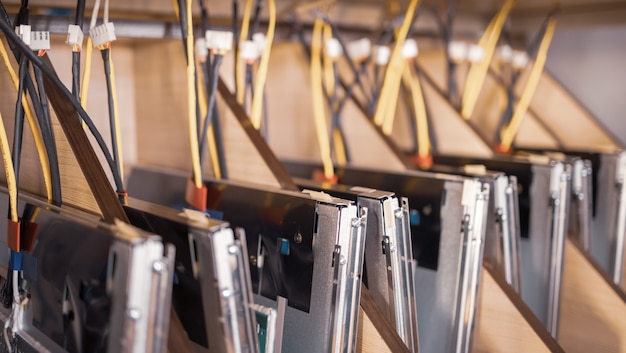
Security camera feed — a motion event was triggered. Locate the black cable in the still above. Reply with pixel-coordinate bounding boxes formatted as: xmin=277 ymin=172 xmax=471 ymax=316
xmin=71 ymin=0 xmax=85 ymax=103
xmin=198 ymin=55 xmax=223 ymax=174
xmin=250 ymin=0 xmax=263 ymax=35
xmin=33 ymin=66 xmax=62 ymax=206
xmin=232 ymin=0 xmax=240 ymax=97
xmin=12 ymin=57 xmax=27 ymax=186
xmin=210 ymin=103 xmax=228 ymax=179
xmin=100 ymin=48 xmax=124 ymax=194
xmin=0 ymin=17 xmax=124 ymax=192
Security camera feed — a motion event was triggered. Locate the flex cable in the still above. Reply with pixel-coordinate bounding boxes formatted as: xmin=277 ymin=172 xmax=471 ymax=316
xmin=236 ymin=0 xmax=254 ymax=105
xmin=0 ymin=39 xmax=53 ymax=202
xmin=373 ymin=0 xmax=420 ymax=127
xmin=311 ymin=18 xmax=334 ymax=180
xmin=499 ymin=16 xmax=557 ymax=152
xmin=460 ymin=0 xmax=515 ymax=120
xmin=250 ymin=0 xmax=276 ymax=130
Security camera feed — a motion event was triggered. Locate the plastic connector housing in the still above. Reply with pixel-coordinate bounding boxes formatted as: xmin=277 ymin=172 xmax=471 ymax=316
xmin=195 ymin=38 xmax=208 ymax=60
xmin=252 ymin=32 xmax=266 ymax=53
xmin=448 ymin=40 xmax=468 ymax=62
xmin=15 ymin=25 xmax=31 ymax=46
xmin=512 ymin=50 xmax=530 ymax=70
xmin=30 ymin=31 xmax=51 ymax=51
xmin=205 ymin=30 xmax=233 ymax=52
xmin=324 ymin=38 xmax=342 ymax=59
xmin=402 ymin=38 xmax=419 ymax=59
xmin=90 ymin=22 xmax=116 ymax=47
xmin=498 ymin=44 xmax=513 ymax=63
xmin=66 ymin=24 xmax=84 ymax=47
xmin=373 ymin=45 xmax=391 ymax=65
xmin=239 ymin=40 xmax=259 ymax=61
xmin=346 ymin=38 xmax=371 ymax=60
xmin=467 ymin=44 xmax=485 ymax=63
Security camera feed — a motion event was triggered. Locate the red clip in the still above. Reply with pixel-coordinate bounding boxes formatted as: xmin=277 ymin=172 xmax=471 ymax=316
xmin=494 ymin=143 xmax=513 ymax=155
xmin=7 ymin=220 xmax=20 ymax=252
xmin=312 ymin=169 xmax=338 ymax=185
xmin=21 ymin=222 xmax=39 ymax=252
xmin=185 ymin=178 xmax=208 ymax=211
xmin=411 ymin=154 xmax=433 ymax=170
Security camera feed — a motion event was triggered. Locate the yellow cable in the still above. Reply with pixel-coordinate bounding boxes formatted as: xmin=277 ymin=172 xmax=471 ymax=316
xmin=500 ymin=16 xmax=557 ymax=150
xmin=311 ymin=18 xmax=334 ymax=179
xmin=461 ymin=0 xmax=515 ymax=120
xmin=236 ymin=0 xmax=254 ymax=105
xmin=81 ymin=37 xmax=93 ymax=110
xmin=322 ymin=23 xmax=335 ymax=99
xmin=108 ymin=47 xmax=125 ymax=183
xmin=196 ymin=61 xmax=222 ymax=179
xmin=0 ymin=112 xmax=18 ymax=222
xmin=407 ymin=64 xmax=430 ymax=158
xmin=250 ymin=0 xmax=276 ymax=130
xmin=169 ymin=0 xmax=180 ymax=20
xmin=0 ymin=39 xmax=52 ymax=203
xmin=381 ymin=63 xmax=403 ymax=134
xmin=373 ymin=0 xmax=420 ymax=127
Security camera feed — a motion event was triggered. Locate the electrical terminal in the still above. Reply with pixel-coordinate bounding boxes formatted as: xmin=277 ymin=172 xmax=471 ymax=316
xmin=205 ymin=30 xmax=233 ymax=54
xmin=346 ymin=38 xmax=371 ymax=61
xmin=511 ymin=50 xmax=530 ymax=70
xmin=467 ymin=43 xmax=485 ymax=63
xmin=66 ymin=24 xmax=84 ymax=51
xmin=324 ymin=38 xmax=342 ymax=60
xmin=14 ymin=25 xmax=31 ymax=46
xmin=240 ymin=40 xmax=260 ymax=62
xmin=448 ymin=40 xmax=468 ymax=62
xmin=90 ymin=22 xmax=116 ymax=48
xmin=373 ymin=45 xmax=391 ymax=65
xmin=195 ymin=38 xmax=208 ymax=62
xmin=402 ymin=38 xmax=419 ymax=59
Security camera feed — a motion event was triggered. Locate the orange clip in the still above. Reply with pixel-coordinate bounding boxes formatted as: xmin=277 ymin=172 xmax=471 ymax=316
xmin=21 ymin=222 xmax=39 ymax=252
xmin=7 ymin=220 xmax=20 ymax=252
xmin=185 ymin=178 xmax=208 ymax=211
xmin=312 ymin=169 xmax=338 ymax=185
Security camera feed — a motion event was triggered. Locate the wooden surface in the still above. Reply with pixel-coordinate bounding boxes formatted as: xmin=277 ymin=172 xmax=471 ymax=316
xmin=559 ymin=239 xmax=626 ymax=352
xmin=473 ymin=263 xmax=564 ymax=353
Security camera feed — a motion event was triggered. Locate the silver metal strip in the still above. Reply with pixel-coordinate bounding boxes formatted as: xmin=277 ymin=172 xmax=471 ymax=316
xmin=612 ymin=152 xmax=626 ymax=284
xmin=495 ymin=175 xmax=522 ymax=293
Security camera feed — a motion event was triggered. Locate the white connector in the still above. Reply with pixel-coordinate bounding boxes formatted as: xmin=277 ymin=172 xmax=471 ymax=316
xmin=205 ymin=30 xmax=233 ymax=52
xmin=448 ymin=40 xmax=468 ymax=62
xmin=15 ymin=25 xmax=31 ymax=46
xmin=402 ymin=38 xmax=418 ymax=59
xmin=324 ymin=38 xmax=342 ymax=59
xmin=30 ymin=31 xmax=50 ymax=51
xmin=240 ymin=40 xmax=260 ymax=62
xmin=195 ymin=38 xmax=208 ymax=61
xmin=252 ymin=32 xmax=266 ymax=53
xmin=90 ymin=22 xmax=116 ymax=47
xmin=346 ymin=38 xmax=371 ymax=61
xmin=66 ymin=24 xmax=84 ymax=48
xmin=373 ymin=45 xmax=391 ymax=65
xmin=498 ymin=44 xmax=513 ymax=63
xmin=512 ymin=50 xmax=529 ymax=69
xmin=467 ymin=43 xmax=485 ymax=63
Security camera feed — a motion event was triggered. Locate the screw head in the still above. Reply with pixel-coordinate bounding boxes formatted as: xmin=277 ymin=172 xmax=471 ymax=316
xmin=228 ymin=245 xmax=239 ymax=254
xmin=128 ymin=308 xmax=141 ymax=320
xmin=294 ymin=233 xmax=303 ymax=244
xmin=152 ymin=261 xmax=164 ymax=272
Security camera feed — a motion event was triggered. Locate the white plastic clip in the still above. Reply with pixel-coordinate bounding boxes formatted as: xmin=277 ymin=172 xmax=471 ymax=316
xmin=15 ymin=25 xmax=31 ymax=46
xmin=511 ymin=50 xmax=529 ymax=70
xmin=240 ymin=40 xmax=260 ymax=62
xmin=347 ymin=38 xmax=371 ymax=61
xmin=498 ymin=44 xmax=513 ymax=63
xmin=402 ymin=38 xmax=418 ymax=59
xmin=252 ymin=32 xmax=266 ymax=53
xmin=195 ymin=38 xmax=208 ymax=61
xmin=205 ymin=30 xmax=233 ymax=53
xmin=448 ymin=40 xmax=468 ymax=62
xmin=30 ymin=31 xmax=50 ymax=51
xmin=66 ymin=24 xmax=84 ymax=48
xmin=324 ymin=38 xmax=342 ymax=59
xmin=90 ymin=22 xmax=116 ymax=47
xmin=373 ymin=45 xmax=391 ymax=65
xmin=467 ymin=44 xmax=485 ymax=63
